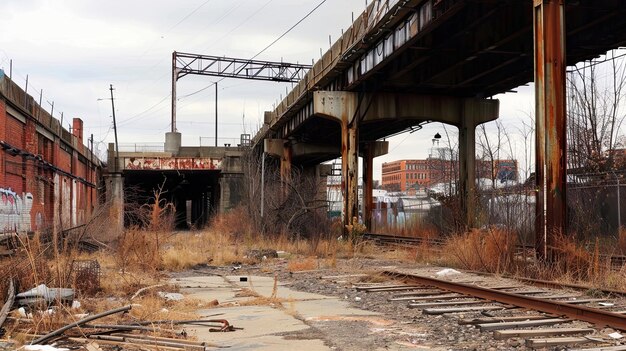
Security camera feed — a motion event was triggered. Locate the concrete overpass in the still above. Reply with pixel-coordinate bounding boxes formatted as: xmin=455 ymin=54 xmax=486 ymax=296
xmin=105 ymin=139 xmax=245 ymax=230
xmin=253 ymin=0 xmax=626 ymax=257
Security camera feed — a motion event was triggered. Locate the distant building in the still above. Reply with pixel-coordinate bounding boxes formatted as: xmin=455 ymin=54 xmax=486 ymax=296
xmin=381 ymin=158 xmax=518 ymax=192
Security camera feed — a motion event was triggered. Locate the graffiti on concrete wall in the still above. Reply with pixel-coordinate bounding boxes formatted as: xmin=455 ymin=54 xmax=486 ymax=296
xmin=0 ymin=188 xmax=33 ymax=232
xmin=124 ymin=157 xmax=222 ymax=170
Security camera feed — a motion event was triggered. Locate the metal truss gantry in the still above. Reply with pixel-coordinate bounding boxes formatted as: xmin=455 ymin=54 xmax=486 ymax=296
xmin=171 ymin=51 xmax=312 ymax=140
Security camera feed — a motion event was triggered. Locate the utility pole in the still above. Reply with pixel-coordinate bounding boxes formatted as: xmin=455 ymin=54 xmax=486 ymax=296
xmin=109 ymin=84 xmax=120 ymax=172
xmin=89 ymin=134 xmax=94 ymax=209
xmin=215 ymin=82 xmax=218 ymax=147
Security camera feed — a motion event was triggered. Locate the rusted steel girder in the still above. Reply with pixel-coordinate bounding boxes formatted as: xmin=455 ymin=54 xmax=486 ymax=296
xmin=280 ymin=142 xmax=292 ymax=186
xmin=342 ymin=119 xmax=359 ymax=233
xmin=362 ymin=143 xmax=375 ymax=229
xmin=534 ymin=0 xmax=567 ymax=261
xmin=459 ymin=115 xmax=477 ymax=229
xmin=384 ymin=271 xmax=626 ymax=331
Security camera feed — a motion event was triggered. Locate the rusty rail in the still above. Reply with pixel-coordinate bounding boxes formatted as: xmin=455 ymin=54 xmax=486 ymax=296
xmin=383 ymin=271 xmax=626 ymax=331
xmin=0 ymin=280 xmax=15 ymax=330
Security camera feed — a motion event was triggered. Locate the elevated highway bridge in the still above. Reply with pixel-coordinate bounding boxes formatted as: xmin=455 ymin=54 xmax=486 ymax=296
xmin=254 ymin=0 xmax=626 ymax=258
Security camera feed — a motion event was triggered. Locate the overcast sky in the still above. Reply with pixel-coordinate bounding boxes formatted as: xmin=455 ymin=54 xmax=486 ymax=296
xmin=0 ymin=0 xmax=537 ymax=181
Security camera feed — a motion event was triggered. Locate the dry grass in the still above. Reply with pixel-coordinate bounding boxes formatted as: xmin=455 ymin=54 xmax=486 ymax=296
xmin=440 ymin=228 xmax=517 ymax=273
xmin=287 ymin=257 xmax=318 ymax=272
xmin=619 ymin=228 xmax=626 ymax=254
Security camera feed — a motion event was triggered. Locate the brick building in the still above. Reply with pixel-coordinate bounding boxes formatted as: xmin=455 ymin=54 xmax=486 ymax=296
xmin=0 ymin=70 xmax=101 ymax=233
xmin=382 ymin=158 xmax=517 ymax=192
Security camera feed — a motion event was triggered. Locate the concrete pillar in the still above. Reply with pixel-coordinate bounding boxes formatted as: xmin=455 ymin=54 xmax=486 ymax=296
xmin=361 ymin=141 xmax=389 ymax=230
xmin=459 ymin=115 xmax=477 ymax=230
xmin=104 ymin=173 xmax=124 ymax=234
xmin=280 ymin=142 xmax=292 ymax=187
xmin=534 ymin=0 xmax=567 ymax=261
xmin=312 ymin=91 xmax=360 ymax=233
xmin=342 ymin=120 xmax=359 ymax=231
xmin=362 ymin=144 xmax=374 ymax=229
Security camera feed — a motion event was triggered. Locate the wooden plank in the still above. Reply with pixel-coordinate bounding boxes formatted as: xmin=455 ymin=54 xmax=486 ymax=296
xmin=478 ymin=318 xmax=569 ymax=331
xmin=568 ymin=346 xmax=626 ymax=351
xmin=85 ymin=343 xmax=104 ymax=351
xmin=559 ymin=298 xmax=608 ymax=305
xmin=493 ymin=327 xmax=594 ymax=340
xmin=525 ymin=337 xmax=596 ymax=348
xmin=0 ymin=280 xmax=15 ymax=330
xmin=484 ymin=285 xmax=524 ymax=290
xmin=390 ymin=293 xmax=462 ymax=302
xmin=423 ymin=305 xmax=509 ymax=315
xmin=355 ymin=284 xmax=408 ymax=291
xmin=408 ymin=300 xmax=486 ymax=309
xmin=508 ymin=290 xmax=548 ymax=295
xmin=458 ymin=315 xmax=552 ymax=325
xmin=393 ymin=290 xmax=444 ymax=297
xmin=539 ymin=294 xmax=585 ymax=299
xmin=364 ymin=286 xmax=424 ymax=292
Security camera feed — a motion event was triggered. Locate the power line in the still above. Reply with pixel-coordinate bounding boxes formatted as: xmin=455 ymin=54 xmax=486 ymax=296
xmin=168 ymin=0 xmax=214 ymax=32
xmin=251 ymin=0 xmax=328 ymax=60
xmin=180 ymin=0 xmax=328 ymax=100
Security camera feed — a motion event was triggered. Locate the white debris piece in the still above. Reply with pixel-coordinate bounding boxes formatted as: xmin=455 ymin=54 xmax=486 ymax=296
xmin=22 ymin=345 xmax=70 ymax=351
xmin=71 ymin=300 xmax=81 ymax=309
xmin=17 ymin=284 xmax=74 ymax=306
xmin=158 ymin=292 xmax=184 ymax=301
xmin=435 ymin=268 xmax=462 ymax=277
xmin=17 ymin=307 xmax=28 ymax=318
xmin=599 ymin=302 xmax=615 ymax=307
xmin=609 ymin=332 xmax=624 ymax=339
xmin=354 ymin=296 xmax=362 ymax=301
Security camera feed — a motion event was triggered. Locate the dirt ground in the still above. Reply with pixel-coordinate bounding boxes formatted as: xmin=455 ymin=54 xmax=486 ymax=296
xmin=169 ymin=256 xmax=626 ymax=351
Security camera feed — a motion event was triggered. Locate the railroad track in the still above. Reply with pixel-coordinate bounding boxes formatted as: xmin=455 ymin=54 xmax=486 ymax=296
xmin=358 ymin=271 xmax=626 ymax=350
xmin=362 ymin=232 xmax=626 ymax=270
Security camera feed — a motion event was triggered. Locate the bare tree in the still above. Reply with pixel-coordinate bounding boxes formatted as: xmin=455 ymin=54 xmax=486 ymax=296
xmin=567 ymin=49 xmax=626 ymax=171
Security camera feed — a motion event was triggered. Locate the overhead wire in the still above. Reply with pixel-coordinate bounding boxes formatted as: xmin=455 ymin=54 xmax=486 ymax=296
xmin=179 ymin=0 xmax=329 ymax=100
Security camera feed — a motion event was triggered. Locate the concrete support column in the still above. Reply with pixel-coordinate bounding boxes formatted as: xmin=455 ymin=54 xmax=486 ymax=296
xmin=342 ymin=120 xmax=359 ymax=231
xmin=361 ymin=141 xmax=389 ymax=230
xmin=459 ymin=115 xmax=477 ymax=230
xmin=104 ymin=173 xmax=124 ymax=235
xmin=362 ymin=144 xmax=374 ymax=229
xmin=280 ymin=142 xmax=292 ymax=187
xmin=534 ymin=0 xmax=567 ymax=261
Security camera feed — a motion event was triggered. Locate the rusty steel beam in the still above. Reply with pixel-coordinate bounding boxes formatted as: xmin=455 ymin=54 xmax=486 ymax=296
xmin=280 ymin=142 xmax=292 ymax=186
xmin=384 ymin=271 xmax=626 ymax=331
xmin=459 ymin=115 xmax=477 ymax=229
xmin=362 ymin=143 xmax=375 ymax=229
xmin=342 ymin=120 xmax=359 ymax=233
xmin=534 ymin=0 xmax=567 ymax=261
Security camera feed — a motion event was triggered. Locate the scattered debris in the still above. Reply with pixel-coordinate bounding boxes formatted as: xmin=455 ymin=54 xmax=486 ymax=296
xmin=72 ymin=260 xmax=100 ymax=294
xmin=157 ymin=292 xmax=184 ymax=301
xmin=17 ymin=285 xmax=74 ymax=306
xmin=31 ymin=305 xmax=132 ymax=345
xmin=21 ymin=346 xmax=69 ymax=351
xmin=246 ymin=249 xmax=278 ymax=261
xmin=70 ymin=301 xmax=81 ymax=309
xmin=129 ymin=283 xmax=167 ymax=300
xmin=435 ymin=268 xmax=461 ymax=277
xmin=0 ymin=280 xmax=15 ymax=330
xmin=609 ymin=332 xmax=624 ymax=339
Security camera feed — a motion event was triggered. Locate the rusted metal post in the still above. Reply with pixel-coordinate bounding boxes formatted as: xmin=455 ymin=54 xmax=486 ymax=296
xmin=533 ymin=0 xmax=567 ymax=261
xmin=342 ymin=120 xmax=359 ymax=234
xmin=362 ymin=143 xmax=375 ymax=229
xmin=459 ymin=115 xmax=477 ymax=230
xmin=280 ymin=142 xmax=292 ymax=193
xmin=171 ymin=51 xmax=177 ymax=133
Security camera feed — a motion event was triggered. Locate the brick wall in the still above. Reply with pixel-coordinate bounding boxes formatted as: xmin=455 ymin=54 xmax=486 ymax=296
xmin=0 ymin=78 xmax=101 ymax=233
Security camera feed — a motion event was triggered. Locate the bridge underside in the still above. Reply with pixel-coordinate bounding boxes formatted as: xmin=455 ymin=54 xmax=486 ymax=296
xmin=353 ymin=0 xmax=626 ymax=96
xmin=255 ymin=0 xmax=626 ymax=259
xmin=124 ymin=170 xmax=220 ymax=229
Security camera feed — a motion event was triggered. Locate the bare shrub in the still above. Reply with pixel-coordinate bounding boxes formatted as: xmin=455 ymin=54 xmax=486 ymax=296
xmin=442 ymin=228 xmax=517 ymax=273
